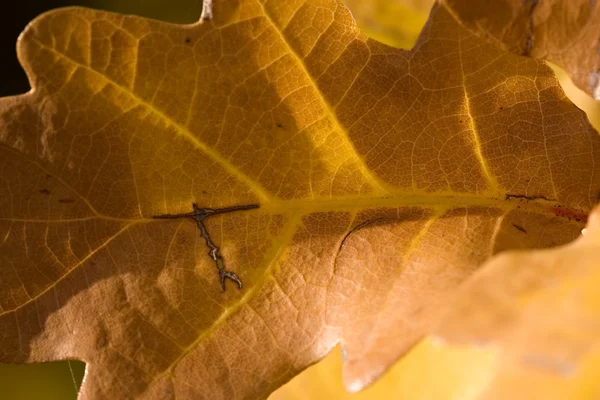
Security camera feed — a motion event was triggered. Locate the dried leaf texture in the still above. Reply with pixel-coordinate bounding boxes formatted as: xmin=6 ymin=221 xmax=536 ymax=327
xmin=0 ymin=1 xmax=599 ymax=398
xmin=440 ymin=0 xmax=600 ymax=99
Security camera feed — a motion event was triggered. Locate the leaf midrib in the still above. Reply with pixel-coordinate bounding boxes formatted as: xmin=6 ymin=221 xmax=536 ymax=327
xmin=0 ymin=138 xmax=566 ymax=221
xmin=0 ymin=190 xmax=568 ymax=223
xmin=27 ymin=15 xmax=520 ymax=220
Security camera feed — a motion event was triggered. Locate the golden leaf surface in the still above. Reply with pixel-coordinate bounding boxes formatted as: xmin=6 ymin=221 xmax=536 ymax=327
xmin=0 ymin=1 xmax=599 ymax=398
xmin=440 ymin=0 xmax=600 ymax=99
xmin=272 ymin=201 xmax=600 ymax=400
xmin=273 ymin=204 xmax=600 ymax=400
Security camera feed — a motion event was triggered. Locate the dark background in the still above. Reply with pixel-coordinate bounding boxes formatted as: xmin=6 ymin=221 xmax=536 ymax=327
xmin=0 ymin=2 xmax=202 ymax=398
xmin=0 ymin=0 xmax=203 ymax=96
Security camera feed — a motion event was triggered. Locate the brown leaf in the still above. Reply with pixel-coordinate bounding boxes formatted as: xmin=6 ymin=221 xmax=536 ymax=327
xmin=432 ymin=205 xmax=600 ymax=399
xmin=0 ymin=1 xmax=598 ymax=398
xmin=440 ymin=0 xmax=600 ymax=99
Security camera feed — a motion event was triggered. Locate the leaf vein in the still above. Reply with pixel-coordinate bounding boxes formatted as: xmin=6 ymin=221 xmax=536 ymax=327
xmin=29 ymin=36 xmax=274 ymax=204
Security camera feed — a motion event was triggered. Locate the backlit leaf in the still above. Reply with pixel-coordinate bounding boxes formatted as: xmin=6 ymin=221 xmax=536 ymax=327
xmin=440 ymin=0 xmax=600 ymax=99
xmin=1 ymin=1 xmax=599 ymax=398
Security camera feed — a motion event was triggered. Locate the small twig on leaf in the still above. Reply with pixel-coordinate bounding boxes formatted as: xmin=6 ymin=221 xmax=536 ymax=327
xmin=153 ymin=203 xmax=259 ymax=290
xmin=200 ymin=0 xmax=213 ymax=21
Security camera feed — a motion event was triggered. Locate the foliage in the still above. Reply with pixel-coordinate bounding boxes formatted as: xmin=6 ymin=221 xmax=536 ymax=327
xmin=1 ymin=0 xmax=599 ymax=399
xmin=441 ymin=0 xmax=600 ymax=99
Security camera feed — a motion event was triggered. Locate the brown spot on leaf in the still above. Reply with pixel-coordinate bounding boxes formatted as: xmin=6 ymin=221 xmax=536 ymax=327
xmin=512 ymin=224 xmax=527 ymax=233
xmin=548 ymin=206 xmax=588 ymax=224
xmin=505 ymin=193 xmax=554 ymax=202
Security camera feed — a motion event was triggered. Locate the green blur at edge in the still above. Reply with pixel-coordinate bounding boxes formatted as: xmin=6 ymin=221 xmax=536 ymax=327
xmin=0 ymin=0 xmax=424 ymax=398
xmin=0 ymin=361 xmax=85 ymax=399
xmin=8 ymin=1 xmax=598 ymax=400
xmin=1 ymin=1 xmax=202 ymax=399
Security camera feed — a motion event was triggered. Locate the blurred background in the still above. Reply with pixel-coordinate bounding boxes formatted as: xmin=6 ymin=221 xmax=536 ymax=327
xmin=0 ymin=0 xmax=204 ymax=97
xmin=1 ymin=0 xmax=599 ymax=399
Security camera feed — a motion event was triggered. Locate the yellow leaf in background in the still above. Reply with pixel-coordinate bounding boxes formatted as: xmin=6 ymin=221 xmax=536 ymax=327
xmin=342 ymin=0 xmax=434 ymax=48
xmin=271 ymin=341 xmax=497 ymax=400
xmin=1 ymin=0 xmax=600 ymax=399
xmin=549 ymin=63 xmax=600 ymax=132
xmin=431 ymin=204 xmax=600 ymax=400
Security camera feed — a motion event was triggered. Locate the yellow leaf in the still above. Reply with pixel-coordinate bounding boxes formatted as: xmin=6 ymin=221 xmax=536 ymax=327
xmin=271 ymin=341 xmax=497 ymax=400
xmin=550 ymin=63 xmax=600 ymax=132
xmin=342 ymin=0 xmax=434 ymax=48
xmin=0 ymin=1 xmax=598 ymax=398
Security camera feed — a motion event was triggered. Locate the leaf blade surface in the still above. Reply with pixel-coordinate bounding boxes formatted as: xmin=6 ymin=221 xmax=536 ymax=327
xmin=0 ymin=1 xmax=599 ymax=398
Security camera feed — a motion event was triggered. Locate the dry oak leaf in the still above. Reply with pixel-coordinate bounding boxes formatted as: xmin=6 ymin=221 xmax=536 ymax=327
xmin=0 ymin=1 xmax=599 ymax=399
xmin=430 ymin=205 xmax=600 ymax=400
xmin=439 ymin=0 xmax=600 ymax=99
xmin=275 ymin=206 xmax=600 ymax=400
